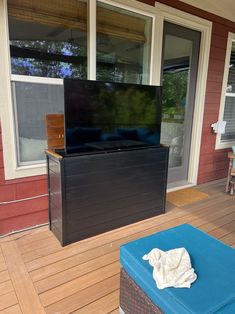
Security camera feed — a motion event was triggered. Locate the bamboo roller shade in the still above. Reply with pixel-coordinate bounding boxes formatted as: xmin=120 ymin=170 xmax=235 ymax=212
xmin=8 ymin=0 xmax=146 ymax=43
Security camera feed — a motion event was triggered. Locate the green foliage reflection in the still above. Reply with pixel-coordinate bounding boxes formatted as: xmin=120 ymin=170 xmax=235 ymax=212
xmin=94 ymin=87 xmax=156 ymax=129
xmin=162 ymin=71 xmax=188 ymax=121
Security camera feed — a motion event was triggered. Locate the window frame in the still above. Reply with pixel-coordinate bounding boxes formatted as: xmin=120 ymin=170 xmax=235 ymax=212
xmin=0 ymin=0 xmax=161 ymax=179
xmin=155 ymin=3 xmax=212 ymax=185
xmin=216 ymin=32 xmax=235 ymax=149
xmin=11 ymin=75 xmax=63 ymax=166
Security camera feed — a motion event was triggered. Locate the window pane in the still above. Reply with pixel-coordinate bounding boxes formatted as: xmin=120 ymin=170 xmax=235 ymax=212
xmin=96 ymin=3 xmax=152 ymax=84
xmin=13 ymin=82 xmax=64 ymax=164
xmin=221 ymin=96 xmax=235 ymax=142
xmin=161 ymin=34 xmax=192 ymax=168
xmin=8 ymin=0 xmax=87 ymax=79
xmin=227 ymin=42 xmax=235 ymax=92
xmin=222 ymin=41 xmax=235 ymax=143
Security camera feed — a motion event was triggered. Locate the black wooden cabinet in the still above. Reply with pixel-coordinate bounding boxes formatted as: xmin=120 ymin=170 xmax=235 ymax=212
xmin=46 ymin=146 xmax=169 ymax=246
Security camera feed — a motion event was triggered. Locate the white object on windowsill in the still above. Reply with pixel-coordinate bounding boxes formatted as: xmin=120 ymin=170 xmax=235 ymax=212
xmin=211 ymin=121 xmax=227 ymax=134
xmin=142 ymin=247 xmax=197 ymax=289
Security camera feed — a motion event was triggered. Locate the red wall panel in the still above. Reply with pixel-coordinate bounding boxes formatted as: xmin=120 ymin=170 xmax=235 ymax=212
xmin=0 ymin=185 xmax=16 ymax=202
xmin=15 ymin=179 xmax=48 ymax=199
xmin=1 ymin=210 xmax=48 ymax=235
xmin=206 ymin=81 xmax=223 ymax=93
xmin=0 ymin=125 xmax=48 ymax=235
xmin=0 ymin=153 xmax=3 ymax=169
xmin=198 ymin=21 xmax=233 ymax=183
xmin=0 ymin=196 xmax=48 ymax=220
xmin=206 ymin=70 xmax=224 ymax=83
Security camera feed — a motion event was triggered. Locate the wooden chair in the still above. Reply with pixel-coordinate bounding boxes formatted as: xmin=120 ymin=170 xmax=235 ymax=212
xmin=45 ymin=114 xmax=65 ymax=150
xmin=225 ymin=152 xmax=235 ymax=195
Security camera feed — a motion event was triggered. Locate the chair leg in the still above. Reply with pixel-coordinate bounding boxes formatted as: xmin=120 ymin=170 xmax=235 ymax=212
xmin=226 ymin=175 xmax=231 ymax=193
xmin=230 ymin=184 xmax=234 ymax=195
xmin=230 ymin=178 xmax=235 ymax=195
xmin=226 ymin=161 xmax=233 ymax=193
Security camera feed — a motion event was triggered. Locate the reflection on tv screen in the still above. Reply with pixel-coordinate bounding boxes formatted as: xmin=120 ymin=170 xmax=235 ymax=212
xmin=64 ymin=79 xmax=162 ymax=155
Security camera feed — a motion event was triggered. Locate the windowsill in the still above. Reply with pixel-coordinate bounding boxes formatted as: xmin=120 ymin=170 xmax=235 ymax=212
xmin=5 ymin=162 xmax=47 ymax=180
xmin=215 ymin=141 xmax=235 ymax=150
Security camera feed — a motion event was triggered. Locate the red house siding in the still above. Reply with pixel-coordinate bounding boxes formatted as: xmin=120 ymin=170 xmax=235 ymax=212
xmin=0 ymin=125 xmax=48 ymax=235
xmin=198 ymin=24 xmax=229 ymax=183
xmin=1 ymin=0 xmax=235 ymax=234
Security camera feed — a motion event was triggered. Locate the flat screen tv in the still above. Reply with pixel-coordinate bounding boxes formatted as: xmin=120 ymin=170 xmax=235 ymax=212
xmin=63 ymin=79 xmax=162 ymax=155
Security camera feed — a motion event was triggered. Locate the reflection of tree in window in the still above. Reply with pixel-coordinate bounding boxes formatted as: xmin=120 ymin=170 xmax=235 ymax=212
xmin=162 ymin=71 xmax=188 ymax=119
xmin=10 ymin=40 xmax=87 ymax=79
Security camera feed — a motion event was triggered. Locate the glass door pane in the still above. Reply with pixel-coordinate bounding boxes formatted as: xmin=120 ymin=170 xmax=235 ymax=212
xmin=96 ymin=2 xmax=152 ymax=84
xmin=161 ymin=22 xmax=200 ymax=183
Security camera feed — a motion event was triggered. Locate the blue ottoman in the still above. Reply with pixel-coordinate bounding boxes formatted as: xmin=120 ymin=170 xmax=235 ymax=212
xmin=120 ymin=224 xmax=235 ymax=314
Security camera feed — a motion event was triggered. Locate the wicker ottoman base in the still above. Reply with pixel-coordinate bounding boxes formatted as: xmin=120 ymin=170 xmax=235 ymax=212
xmin=120 ymin=268 xmax=163 ymax=314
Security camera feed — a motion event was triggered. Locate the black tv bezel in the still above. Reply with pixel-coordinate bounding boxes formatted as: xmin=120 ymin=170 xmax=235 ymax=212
xmin=63 ymin=79 xmax=162 ymax=156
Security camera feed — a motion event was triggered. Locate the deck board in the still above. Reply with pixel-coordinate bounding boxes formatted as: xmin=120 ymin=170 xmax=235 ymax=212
xmin=34 ymin=251 xmax=119 ymax=293
xmin=1 ymin=241 xmax=45 ymax=314
xmin=0 ymin=291 xmax=18 ymax=311
xmin=45 ymin=275 xmax=120 ymax=314
xmin=40 ymin=261 xmax=120 ymax=307
xmin=72 ymin=290 xmax=120 ymax=314
xmin=0 ymin=179 xmax=234 ymax=314
xmin=1 ymin=304 xmax=22 ymax=314
xmin=0 ymin=280 xmax=14 ymax=297
xmin=0 ymin=270 xmax=10 ymax=284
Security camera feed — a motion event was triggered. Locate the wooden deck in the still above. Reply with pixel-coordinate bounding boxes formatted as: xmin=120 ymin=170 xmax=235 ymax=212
xmin=0 ymin=179 xmax=235 ymax=314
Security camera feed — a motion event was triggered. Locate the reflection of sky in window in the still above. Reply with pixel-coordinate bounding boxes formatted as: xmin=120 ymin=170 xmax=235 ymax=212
xmin=12 ymin=58 xmax=34 ymax=75
xmin=62 ymin=47 xmax=73 ymax=56
xmin=60 ymin=65 xmax=72 ymax=77
xmin=11 ymin=57 xmax=75 ymax=77
xmin=11 ymin=40 xmax=83 ymax=55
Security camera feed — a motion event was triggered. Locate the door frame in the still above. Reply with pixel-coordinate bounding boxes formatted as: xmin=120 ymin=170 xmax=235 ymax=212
xmin=155 ymin=3 xmax=212 ymax=185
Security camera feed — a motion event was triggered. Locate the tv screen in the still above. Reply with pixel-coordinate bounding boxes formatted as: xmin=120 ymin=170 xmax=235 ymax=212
xmin=63 ymin=79 xmax=162 ymax=155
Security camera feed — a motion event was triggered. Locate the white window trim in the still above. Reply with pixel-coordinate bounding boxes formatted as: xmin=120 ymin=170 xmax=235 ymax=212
xmin=0 ymin=0 xmax=66 ymax=179
xmin=155 ymin=2 xmax=212 ymax=185
xmin=216 ymin=32 xmax=235 ymax=150
xmin=0 ymin=0 xmax=43 ymax=180
xmin=11 ymin=75 xmax=63 ymax=85
xmin=88 ymin=0 xmax=96 ymax=80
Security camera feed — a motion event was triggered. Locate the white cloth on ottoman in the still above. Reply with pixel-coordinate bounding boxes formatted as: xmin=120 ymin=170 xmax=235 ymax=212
xmin=143 ymin=247 xmax=197 ymax=289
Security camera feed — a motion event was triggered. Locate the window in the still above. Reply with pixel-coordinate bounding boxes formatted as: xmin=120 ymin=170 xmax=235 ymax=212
xmin=219 ymin=34 xmax=235 ymax=147
xmin=7 ymin=0 xmax=87 ymax=164
xmin=96 ymin=2 xmax=152 ymax=84
xmin=221 ymin=41 xmax=235 ymax=142
xmin=7 ymin=0 xmax=154 ymax=165
xmin=12 ymin=80 xmax=64 ymax=164
xmin=8 ymin=0 xmax=87 ymax=79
